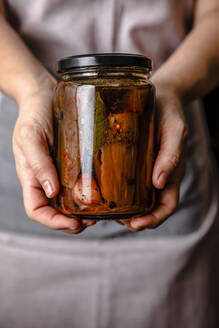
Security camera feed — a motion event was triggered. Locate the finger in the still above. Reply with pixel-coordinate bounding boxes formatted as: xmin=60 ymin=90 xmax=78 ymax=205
xmin=82 ymin=219 xmax=97 ymax=226
xmin=17 ymin=124 xmax=59 ymax=198
xmin=116 ymin=220 xmax=125 ymax=226
xmin=15 ymin=150 xmax=83 ymax=232
xmin=23 ymin=182 xmax=83 ymax=232
xmin=119 ymin=219 xmax=140 ymax=232
xmin=130 ymin=182 xmax=179 ymax=230
xmin=152 ymin=120 xmax=187 ymax=190
xmin=61 ymin=227 xmax=87 ymax=235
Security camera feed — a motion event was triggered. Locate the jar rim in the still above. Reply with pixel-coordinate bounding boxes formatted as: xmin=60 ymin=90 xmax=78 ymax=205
xmin=57 ymin=53 xmax=152 ymax=73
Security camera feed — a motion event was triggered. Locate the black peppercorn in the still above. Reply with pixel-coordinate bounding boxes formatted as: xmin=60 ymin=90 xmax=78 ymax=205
xmin=109 ymin=201 xmax=117 ymax=209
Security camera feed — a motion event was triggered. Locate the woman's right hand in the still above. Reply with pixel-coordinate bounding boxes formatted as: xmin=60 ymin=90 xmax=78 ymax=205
xmin=12 ymin=74 xmax=96 ymax=234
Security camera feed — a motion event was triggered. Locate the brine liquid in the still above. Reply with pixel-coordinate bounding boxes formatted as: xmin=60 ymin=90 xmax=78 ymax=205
xmin=53 ymin=81 xmax=156 ymax=219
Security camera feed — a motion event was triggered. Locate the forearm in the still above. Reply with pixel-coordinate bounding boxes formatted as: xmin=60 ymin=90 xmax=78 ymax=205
xmin=0 ymin=15 xmax=54 ymax=105
xmin=152 ymin=11 xmax=219 ymax=105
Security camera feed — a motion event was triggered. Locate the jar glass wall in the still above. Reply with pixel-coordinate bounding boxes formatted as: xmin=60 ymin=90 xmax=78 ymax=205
xmin=53 ymin=54 xmax=156 ymax=219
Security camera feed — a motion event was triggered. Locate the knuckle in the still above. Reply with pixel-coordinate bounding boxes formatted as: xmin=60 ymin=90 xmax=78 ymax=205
xmin=31 ymin=162 xmax=45 ymax=179
xmin=47 ymin=218 xmax=61 ymax=231
xmin=19 ymin=124 xmax=32 ymax=139
xmin=19 ymin=123 xmax=43 ymax=143
xmin=25 ymin=207 xmax=35 ymax=222
xmin=177 ymin=119 xmax=185 ymax=131
xmin=31 ymin=156 xmax=53 ymax=180
xmin=166 ymin=153 xmax=180 ymax=169
xmin=170 ymin=118 xmax=187 ymax=136
xmin=175 ymin=119 xmax=189 ymax=141
xmin=14 ymin=124 xmax=40 ymax=151
xmin=14 ymin=124 xmax=32 ymax=147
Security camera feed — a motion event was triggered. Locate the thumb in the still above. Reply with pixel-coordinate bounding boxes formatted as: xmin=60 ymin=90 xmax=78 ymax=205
xmin=152 ymin=120 xmax=187 ymax=189
xmin=19 ymin=124 xmax=59 ymax=198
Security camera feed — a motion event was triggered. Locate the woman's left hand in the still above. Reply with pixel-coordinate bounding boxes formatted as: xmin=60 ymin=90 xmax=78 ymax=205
xmin=118 ymin=83 xmax=188 ymax=231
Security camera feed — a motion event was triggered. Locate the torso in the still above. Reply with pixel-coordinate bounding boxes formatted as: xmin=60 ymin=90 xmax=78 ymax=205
xmin=6 ymin=0 xmax=194 ymax=73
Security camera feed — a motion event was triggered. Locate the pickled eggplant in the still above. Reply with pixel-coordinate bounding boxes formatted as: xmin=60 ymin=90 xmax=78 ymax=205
xmin=53 ymin=81 xmax=156 ymax=219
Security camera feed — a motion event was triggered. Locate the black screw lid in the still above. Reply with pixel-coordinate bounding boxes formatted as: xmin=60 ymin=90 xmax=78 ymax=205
xmin=57 ymin=53 xmax=152 ymax=73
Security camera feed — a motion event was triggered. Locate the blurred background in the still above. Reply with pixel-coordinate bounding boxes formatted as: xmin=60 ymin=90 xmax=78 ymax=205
xmin=204 ymin=87 xmax=219 ymax=165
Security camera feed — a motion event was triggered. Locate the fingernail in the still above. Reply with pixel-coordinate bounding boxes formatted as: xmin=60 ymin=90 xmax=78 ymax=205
xmin=43 ymin=180 xmax=54 ymax=197
xmin=131 ymin=221 xmax=142 ymax=229
xmin=69 ymin=226 xmax=78 ymax=231
xmin=157 ymin=172 xmax=167 ymax=188
xmin=68 ymin=225 xmax=81 ymax=232
xmin=69 ymin=221 xmax=81 ymax=231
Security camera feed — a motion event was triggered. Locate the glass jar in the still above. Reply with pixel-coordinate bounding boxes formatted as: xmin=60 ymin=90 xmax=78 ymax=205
xmin=53 ymin=53 xmax=156 ymax=220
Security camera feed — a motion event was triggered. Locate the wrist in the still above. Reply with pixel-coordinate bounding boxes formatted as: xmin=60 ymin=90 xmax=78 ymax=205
xmin=16 ymin=71 xmax=57 ymax=106
xmin=151 ymin=74 xmax=185 ymax=101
